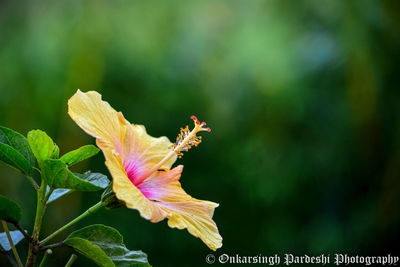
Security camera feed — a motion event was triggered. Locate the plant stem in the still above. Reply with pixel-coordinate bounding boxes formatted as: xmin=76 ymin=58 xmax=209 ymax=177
xmin=43 ymin=188 xmax=54 ymax=204
xmin=1 ymin=220 xmax=23 ymax=267
xmin=26 ymin=178 xmax=48 ymax=267
xmin=40 ymin=201 xmax=103 ymax=246
xmin=11 ymin=222 xmax=32 ymax=242
xmin=38 ymin=249 xmax=52 ymax=267
xmin=27 ymin=167 xmax=42 ymax=190
xmin=24 ymin=174 xmax=39 ymax=191
xmin=65 ymin=254 xmax=77 ymax=267
xmin=40 ymin=241 xmax=65 ymax=251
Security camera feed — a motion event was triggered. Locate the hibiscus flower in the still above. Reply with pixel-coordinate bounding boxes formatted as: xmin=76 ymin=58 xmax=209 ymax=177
xmin=68 ymin=90 xmax=222 ymax=250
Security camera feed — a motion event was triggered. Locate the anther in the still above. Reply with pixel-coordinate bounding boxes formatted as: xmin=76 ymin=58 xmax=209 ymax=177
xmin=170 ymin=116 xmax=211 ymax=158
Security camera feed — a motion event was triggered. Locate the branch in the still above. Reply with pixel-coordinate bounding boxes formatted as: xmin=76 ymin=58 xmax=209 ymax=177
xmin=44 ymin=188 xmax=54 ymax=204
xmin=40 ymin=201 xmax=103 ymax=245
xmin=11 ymin=222 xmax=32 ymax=242
xmin=38 ymin=249 xmax=52 ymax=267
xmin=1 ymin=221 xmax=23 ymax=267
xmin=65 ymin=254 xmax=77 ymax=267
xmin=40 ymin=241 xmax=67 ymax=251
xmin=24 ymin=173 xmax=39 ymax=191
xmin=26 ymin=178 xmax=48 ymax=267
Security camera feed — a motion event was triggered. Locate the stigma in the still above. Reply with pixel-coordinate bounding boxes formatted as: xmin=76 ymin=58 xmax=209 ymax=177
xmin=170 ymin=115 xmax=211 ymax=158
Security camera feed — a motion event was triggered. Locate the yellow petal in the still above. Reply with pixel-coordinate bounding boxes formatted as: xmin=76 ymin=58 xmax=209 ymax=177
xmin=129 ymin=124 xmax=176 ymax=172
xmin=106 ymin=147 xmax=222 ymax=250
xmin=68 ymin=90 xmax=127 ymax=150
xmin=138 ymin=167 xmax=223 ymax=251
xmin=68 ymin=90 xmax=176 ymax=172
xmin=104 ymin=148 xmax=167 ymax=222
xmin=161 ymin=200 xmax=223 ymax=251
xmin=104 ymin=123 xmax=176 ymax=185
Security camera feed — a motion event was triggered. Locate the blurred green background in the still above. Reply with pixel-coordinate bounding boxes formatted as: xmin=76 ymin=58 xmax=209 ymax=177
xmin=1 ymin=1 xmax=400 ymax=266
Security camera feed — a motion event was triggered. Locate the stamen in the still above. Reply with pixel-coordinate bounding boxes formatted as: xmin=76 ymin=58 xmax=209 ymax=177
xmin=170 ymin=115 xmax=211 ymax=158
xmin=134 ymin=115 xmax=211 ymax=185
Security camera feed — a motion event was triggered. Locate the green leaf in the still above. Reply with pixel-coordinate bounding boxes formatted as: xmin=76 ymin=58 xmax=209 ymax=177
xmin=27 ymin=130 xmax=55 ymax=164
xmin=41 ymin=159 xmax=103 ymax=191
xmin=51 ymin=144 xmax=60 ymax=159
xmin=0 ymin=143 xmax=32 ymax=174
xmin=0 ymin=230 xmax=24 ymax=251
xmin=65 ymin=238 xmax=115 ymax=267
xmin=0 ymin=126 xmax=35 ymax=167
xmin=0 ymin=126 xmax=35 ymax=174
xmin=0 ymin=195 xmax=22 ymax=223
xmin=75 ymin=172 xmax=110 ymax=188
xmin=0 ymin=129 xmax=7 ymax=144
xmin=47 ymin=188 xmax=70 ymax=204
xmin=65 ymin=225 xmax=151 ymax=267
xmin=48 ymin=172 xmax=110 ymax=203
xmin=60 ymin=145 xmax=100 ymax=166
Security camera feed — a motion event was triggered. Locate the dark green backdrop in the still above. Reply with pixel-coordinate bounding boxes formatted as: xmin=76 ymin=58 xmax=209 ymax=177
xmin=1 ymin=1 xmax=399 ymax=266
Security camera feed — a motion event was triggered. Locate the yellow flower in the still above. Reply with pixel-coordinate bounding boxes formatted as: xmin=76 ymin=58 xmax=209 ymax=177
xmin=68 ymin=90 xmax=222 ymax=251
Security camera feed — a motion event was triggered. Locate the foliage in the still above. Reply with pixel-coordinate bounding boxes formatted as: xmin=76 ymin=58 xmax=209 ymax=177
xmin=0 ymin=195 xmax=22 ymax=223
xmin=60 ymin=145 xmax=100 ymax=166
xmin=0 ymin=127 xmax=34 ymax=175
xmin=0 ymin=231 xmax=24 ymax=252
xmin=0 ymin=126 xmax=150 ymax=267
xmin=41 ymin=159 xmax=102 ymax=191
xmin=65 ymin=225 xmax=150 ymax=267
